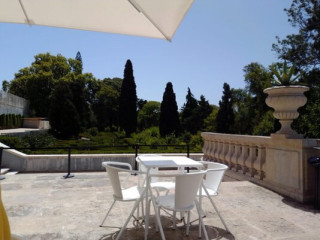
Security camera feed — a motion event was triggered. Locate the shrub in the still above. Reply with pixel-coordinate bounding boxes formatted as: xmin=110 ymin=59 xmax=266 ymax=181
xmin=0 ymin=136 xmax=21 ymax=148
xmin=88 ymin=127 xmax=98 ymax=136
xmin=21 ymin=133 xmax=56 ymax=149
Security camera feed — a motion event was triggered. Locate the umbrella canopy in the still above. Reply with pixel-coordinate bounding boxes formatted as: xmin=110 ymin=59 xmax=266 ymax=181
xmin=0 ymin=0 xmax=195 ymax=41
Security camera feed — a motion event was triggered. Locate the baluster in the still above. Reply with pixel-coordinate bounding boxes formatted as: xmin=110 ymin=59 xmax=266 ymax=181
xmin=202 ymin=138 xmax=209 ymax=160
xmin=223 ymin=143 xmax=229 ymax=165
xmin=218 ymin=142 xmax=226 ymax=163
xmin=230 ymin=143 xmax=240 ymax=171
xmin=215 ymin=141 xmax=222 ymax=162
xmin=246 ymin=145 xmax=256 ymax=177
xmin=253 ymin=145 xmax=266 ymax=180
xmin=240 ymin=144 xmax=249 ymax=174
xmin=224 ymin=142 xmax=233 ymax=167
xmin=209 ymin=140 xmax=216 ymax=161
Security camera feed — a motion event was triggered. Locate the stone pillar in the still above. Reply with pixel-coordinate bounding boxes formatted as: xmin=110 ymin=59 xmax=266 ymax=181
xmin=264 ymin=134 xmax=319 ymax=202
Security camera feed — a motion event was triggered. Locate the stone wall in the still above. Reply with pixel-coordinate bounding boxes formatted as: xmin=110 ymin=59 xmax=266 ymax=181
xmin=0 ymin=91 xmax=29 ymax=116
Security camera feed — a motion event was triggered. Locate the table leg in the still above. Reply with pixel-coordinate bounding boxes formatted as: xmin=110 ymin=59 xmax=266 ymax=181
xmin=144 ymin=171 xmax=150 ymax=240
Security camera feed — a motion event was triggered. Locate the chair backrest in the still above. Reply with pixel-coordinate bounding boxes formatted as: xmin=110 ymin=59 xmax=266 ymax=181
xmin=174 ymin=171 xmax=206 ymax=209
xmin=102 ymin=161 xmax=132 ymax=200
xmin=200 ymin=161 xmax=228 ymax=194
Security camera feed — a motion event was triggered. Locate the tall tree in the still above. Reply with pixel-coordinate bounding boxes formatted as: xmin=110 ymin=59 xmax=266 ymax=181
xmin=272 ymin=0 xmax=320 ymax=71
xmin=48 ymin=80 xmax=80 ymax=138
xmin=198 ymin=95 xmax=213 ymax=130
xmin=272 ymin=0 xmax=320 ymax=138
xmin=216 ymin=83 xmax=234 ymax=133
xmin=203 ymin=106 xmax=219 ymax=132
xmin=9 ymin=53 xmax=71 ymax=117
xmin=243 ymin=62 xmax=273 ymax=129
xmin=159 ymin=82 xmax=181 ymax=137
xmin=180 ymin=88 xmax=199 ymax=134
xmin=76 ymin=51 xmax=83 ymax=74
xmin=68 ymin=74 xmax=91 ymax=131
xmin=119 ymin=60 xmax=137 ymax=136
xmin=93 ymin=78 xmax=122 ymax=131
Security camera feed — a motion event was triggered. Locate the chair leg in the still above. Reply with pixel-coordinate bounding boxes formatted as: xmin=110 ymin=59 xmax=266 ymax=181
xmin=207 ymin=196 xmax=230 ymax=232
xmin=150 ymin=195 xmax=166 ymax=240
xmin=173 ymin=211 xmax=176 ymax=230
xmin=147 ymin=198 xmax=159 ymax=232
xmin=186 ymin=211 xmax=191 ymax=236
xmin=100 ymin=200 xmax=116 ymax=227
xmin=115 ymin=197 xmax=144 ymax=240
xmin=198 ymin=195 xmax=203 ymax=238
xmin=156 ymin=206 xmax=160 ymax=232
xmin=195 ymin=200 xmax=209 ymax=240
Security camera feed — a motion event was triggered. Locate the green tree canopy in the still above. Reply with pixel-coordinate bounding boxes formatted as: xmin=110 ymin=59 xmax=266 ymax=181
xmin=93 ymin=78 xmax=122 ymax=131
xmin=203 ymin=106 xmax=219 ymax=132
xmin=66 ymin=73 xmax=92 ymax=131
xmin=138 ymin=101 xmax=161 ymax=131
xmin=48 ymin=80 xmax=81 ymax=138
xmin=272 ymin=0 xmax=320 ymax=138
xmin=9 ymin=53 xmax=71 ymax=117
xmin=159 ymin=82 xmax=181 ymax=137
xmin=272 ymin=0 xmax=320 ymax=71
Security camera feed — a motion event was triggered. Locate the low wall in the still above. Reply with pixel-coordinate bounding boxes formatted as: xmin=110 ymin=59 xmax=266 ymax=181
xmin=201 ymin=132 xmax=320 ymax=203
xmin=23 ymin=118 xmax=50 ymax=129
xmin=0 ymin=143 xmax=203 ymax=172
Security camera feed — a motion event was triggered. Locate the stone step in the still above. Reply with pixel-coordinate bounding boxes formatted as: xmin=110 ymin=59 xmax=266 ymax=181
xmin=6 ymin=171 xmax=19 ymax=175
xmin=1 ymin=168 xmax=10 ymax=175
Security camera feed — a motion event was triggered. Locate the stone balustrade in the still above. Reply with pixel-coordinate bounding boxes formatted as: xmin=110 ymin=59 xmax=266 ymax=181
xmin=202 ymin=132 xmax=320 ymax=203
xmin=202 ymin=133 xmax=268 ymax=180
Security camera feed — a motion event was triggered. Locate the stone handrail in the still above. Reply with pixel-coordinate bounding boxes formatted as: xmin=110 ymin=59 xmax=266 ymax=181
xmin=202 ymin=132 xmax=269 ymax=180
xmin=201 ymin=132 xmax=320 ymax=203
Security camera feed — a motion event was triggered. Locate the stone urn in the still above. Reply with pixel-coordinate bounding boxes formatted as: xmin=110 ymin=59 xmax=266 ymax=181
xmin=263 ymin=85 xmax=309 ymax=138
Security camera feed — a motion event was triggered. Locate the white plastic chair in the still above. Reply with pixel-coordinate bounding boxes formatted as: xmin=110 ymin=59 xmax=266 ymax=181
xmin=198 ymin=161 xmax=229 ymax=234
xmin=100 ymin=161 xmax=145 ymax=228
xmin=136 ymin=155 xmax=175 ymax=195
xmin=150 ymin=170 xmax=209 ymax=240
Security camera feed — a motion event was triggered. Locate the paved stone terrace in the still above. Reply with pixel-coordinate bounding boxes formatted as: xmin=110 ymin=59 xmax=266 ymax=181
xmin=1 ymin=172 xmax=320 ymax=240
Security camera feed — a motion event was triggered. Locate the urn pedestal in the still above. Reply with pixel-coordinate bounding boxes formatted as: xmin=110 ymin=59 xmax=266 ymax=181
xmin=263 ymin=86 xmax=309 ymax=138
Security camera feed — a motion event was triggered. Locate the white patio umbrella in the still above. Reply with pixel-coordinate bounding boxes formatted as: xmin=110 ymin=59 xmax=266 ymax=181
xmin=0 ymin=0 xmax=195 ymax=41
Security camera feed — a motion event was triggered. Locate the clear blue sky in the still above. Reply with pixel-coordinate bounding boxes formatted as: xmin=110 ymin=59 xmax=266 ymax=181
xmin=0 ymin=0 xmax=297 ymax=108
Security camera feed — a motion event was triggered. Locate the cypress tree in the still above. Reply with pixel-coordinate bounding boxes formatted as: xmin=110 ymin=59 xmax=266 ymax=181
xmin=0 ymin=114 xmax=4 ymax=128
xmin=198 ymin=95 xmax=213 ymax=130
xmin=159 ymin=82 xmax=181 ymax=137
xmin=216 ymin=83 xmax=234 ymax=133
xmin=3 ymin=114 xmax=7 ymax=128
xmin=75 ymin=51 xmax=83 ymax=74
xmin=119 ymin=60 xmax=137 ymax=136
xmin=180 ymin=88 xmax=199 ymax=134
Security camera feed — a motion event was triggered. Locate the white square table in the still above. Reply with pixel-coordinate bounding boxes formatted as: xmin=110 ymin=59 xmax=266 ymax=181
xmin=137 ymin=155 xmax=203 ymax=170
xmin=137 ymin=155 xmax=203 ymax=239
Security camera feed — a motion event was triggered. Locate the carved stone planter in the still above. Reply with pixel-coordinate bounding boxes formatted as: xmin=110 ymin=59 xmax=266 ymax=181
xmin=263 ymin=85 xmax=309 ymax=138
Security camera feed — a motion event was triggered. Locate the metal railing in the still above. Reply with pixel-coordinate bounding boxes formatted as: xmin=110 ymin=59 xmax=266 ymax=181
xmin=0 ymin=144 xmax=191 ymax=180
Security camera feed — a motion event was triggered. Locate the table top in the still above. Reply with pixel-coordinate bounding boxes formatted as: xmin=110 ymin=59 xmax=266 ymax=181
xmin=137 ymin=155 xmax=203 ymax=169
